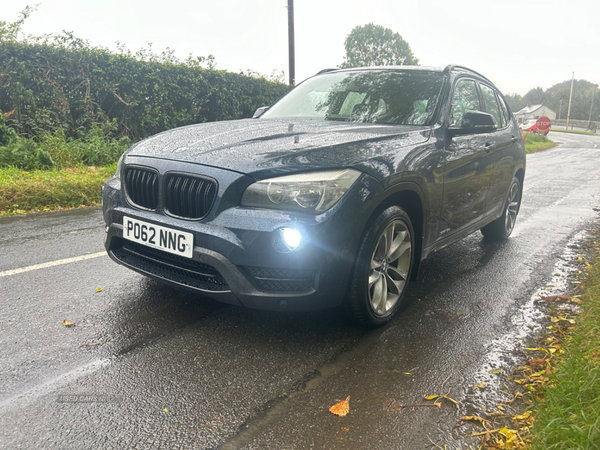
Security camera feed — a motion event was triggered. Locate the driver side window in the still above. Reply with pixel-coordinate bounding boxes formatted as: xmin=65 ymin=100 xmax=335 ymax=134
xmin=450 ymin=80 xmax=481 ymax=127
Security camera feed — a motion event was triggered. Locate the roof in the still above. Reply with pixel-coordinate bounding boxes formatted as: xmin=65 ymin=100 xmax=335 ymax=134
xmin=324 ymin=65 xmax=444 ymax=74
xmin=316 ymin=65 xmax=494 ymax=86
xmin=514 ymin=104 xmax=554 ymax=115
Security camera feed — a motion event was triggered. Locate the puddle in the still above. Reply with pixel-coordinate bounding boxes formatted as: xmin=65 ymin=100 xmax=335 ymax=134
xmin=464 ymin=229 xmax=589 ymax=418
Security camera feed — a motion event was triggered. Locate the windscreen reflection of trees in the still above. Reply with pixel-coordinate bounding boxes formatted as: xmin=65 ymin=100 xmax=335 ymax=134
xmin=263 ymin=72 xmax=443 ymax=125
xmin=315 ymin=72 xmax=443 ymax=125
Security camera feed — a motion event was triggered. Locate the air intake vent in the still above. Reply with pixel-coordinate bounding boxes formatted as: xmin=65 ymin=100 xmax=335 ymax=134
xmin=114 ymin=241 xmax=229 ymax=291
xmin=164 ymin=173 xmax=217 ymax=220
xmin=124 ymin=167 xmax=159 ymax=210
xmin=246 ymin=266 xmax=315 ymax=292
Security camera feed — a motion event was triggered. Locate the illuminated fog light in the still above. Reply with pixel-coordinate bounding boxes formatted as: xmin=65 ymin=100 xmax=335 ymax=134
xmin=274 ymin=227 xmax=302 ymax=252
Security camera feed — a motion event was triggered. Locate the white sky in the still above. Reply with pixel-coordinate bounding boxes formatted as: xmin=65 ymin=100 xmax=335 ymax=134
xmin=4 ymin=0 xmax=599 ymax=95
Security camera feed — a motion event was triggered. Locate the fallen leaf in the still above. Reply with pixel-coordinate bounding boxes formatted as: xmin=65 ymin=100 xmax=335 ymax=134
xmin=496 ymin=404 xmax=505 ymax=411
xmin=62 ymin=320 xmax=75 ymax=327
xmin=386 ymin=399 xmax=403 ymax=412
xmin=460 ymin=415 xmax=491 ymax=427
xmin=489 ymin=369 xmax=502 ymax=374
xmin=524 ymin=347 xmax=549 ymax=353
xmin=498 ymin=426 xmax=519 ymax=442
xmin=512 ymin=411 xmax=532 ymax=421
xmin=528 ymin=358 xmax=546 ymax=369
xmin=96 ymin=287 xmax=102 ymax=292
xmin=474 ymin=381 xmax=487 ymax=390
xmin=164 ymin=408 xmax=169 ymax=412
xmin=439 ymin=394 xmax=459 ymax=405
xmin=341 ymin=427 xmax=349 ymax=432
xmin=534 ymin=295 xmax=571 ymax=303
xmin=329 ymin=396 xmax=350 ymax=417
xmin=423 ymin=395 xmax=439 ymax=400
xmin=502 ymin=393 xmax=524 ymax=404
xmin=467 ymin=428 xmax=501 ymax=437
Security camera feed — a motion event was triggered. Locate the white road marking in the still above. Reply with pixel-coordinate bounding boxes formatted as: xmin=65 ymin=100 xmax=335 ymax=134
xmin=0 ymin=251 xmax=106 ymax=277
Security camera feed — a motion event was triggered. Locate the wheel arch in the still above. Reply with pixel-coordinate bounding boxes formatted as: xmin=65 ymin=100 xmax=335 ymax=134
xmin=514 ymin=167 xmax=525 ymax=214
xmin=359 ymin=181 xmax=427 ymax=282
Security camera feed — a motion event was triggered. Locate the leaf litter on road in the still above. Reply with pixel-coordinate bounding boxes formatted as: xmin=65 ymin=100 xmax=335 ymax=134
xmin=423 ymin=376 xmax=459 ymax=407
xmin=329 ymin=396 xmax=350 ymax=417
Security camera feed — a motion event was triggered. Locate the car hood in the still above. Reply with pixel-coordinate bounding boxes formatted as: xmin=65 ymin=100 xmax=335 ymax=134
xmin=127 ymin=119 xmax=431 ymax=179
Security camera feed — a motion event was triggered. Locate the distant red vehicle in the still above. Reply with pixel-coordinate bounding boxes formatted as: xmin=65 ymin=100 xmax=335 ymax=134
xmin=520 ymin=117 xmax=551 ymax=136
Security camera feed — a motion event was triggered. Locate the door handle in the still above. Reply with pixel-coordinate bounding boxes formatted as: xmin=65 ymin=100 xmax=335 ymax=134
xmin=484 ymin=143 xmax=494 ymax=152
xmin=511 ymin=135 xmax=518 ymax=143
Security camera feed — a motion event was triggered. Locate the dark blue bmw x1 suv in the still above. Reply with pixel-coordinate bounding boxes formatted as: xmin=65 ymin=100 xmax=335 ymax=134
xmin=102 ymin=65 xmax=526 ymax=326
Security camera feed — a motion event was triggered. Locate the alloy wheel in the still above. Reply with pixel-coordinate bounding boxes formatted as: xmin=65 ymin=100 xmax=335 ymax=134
xmin=504 ymin=181 xmax=519 ymax=234
xmin=368 ymin=220 xmax=412 ymax=316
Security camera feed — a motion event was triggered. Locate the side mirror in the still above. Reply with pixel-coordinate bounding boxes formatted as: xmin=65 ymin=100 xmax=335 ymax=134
xmin=448 ymin=110 xmax=497 ymax=136
xmin=252 ymin=106 xmax=270 ymax=119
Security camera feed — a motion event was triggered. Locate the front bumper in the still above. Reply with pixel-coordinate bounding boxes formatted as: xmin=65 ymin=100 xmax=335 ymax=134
xmin=102 ymin=158 xmax=383 ymax=312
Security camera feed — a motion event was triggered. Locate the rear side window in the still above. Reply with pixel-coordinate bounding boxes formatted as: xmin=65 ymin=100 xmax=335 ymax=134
xmin=480 ymin=84 xmax=504 ymax=128
xmin=496 ymin=94 xmax=510 ymax=127
xmin=450 ymin=79 xmax=481 ymax=127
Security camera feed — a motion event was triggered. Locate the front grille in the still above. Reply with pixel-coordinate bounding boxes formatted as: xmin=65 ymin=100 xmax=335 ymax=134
xmin=124 ymin=167 xmax=159 ymax=210
xmin=113 ymin=240 xmax=229 ymax=291
xmin=246 ymin=266 xmax=315 ymax=292
xmin=164 ymin=173 xmax=217 ymax=220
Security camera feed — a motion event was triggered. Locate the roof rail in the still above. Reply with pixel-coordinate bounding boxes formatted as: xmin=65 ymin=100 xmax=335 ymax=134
xmin=443 ymin=64 xmax=495 ymax=86
xmin=316 ymin=68 xmax=338 ymax=75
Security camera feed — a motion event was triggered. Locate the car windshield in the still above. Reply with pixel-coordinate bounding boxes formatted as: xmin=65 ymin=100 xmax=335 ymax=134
xmin=261 ymin=70 xmax=445 ymax=126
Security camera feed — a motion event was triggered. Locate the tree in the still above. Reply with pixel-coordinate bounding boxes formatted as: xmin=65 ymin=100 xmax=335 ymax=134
xmin=521 ymin=87 xmax=546 ymax=107
xmin=340 ymin=23 xmax=418 ymax=68
xmin=503 ymin=93 xmax=524 ymax=113
xmin=544 ymin=79 xmax=598 ymax=122
xmin=0 ymin=5 xmax=37 ymax=43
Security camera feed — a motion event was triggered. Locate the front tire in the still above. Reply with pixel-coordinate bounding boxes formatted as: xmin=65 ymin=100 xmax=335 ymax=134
xmin=481 ymin=176 xmax=521 ymax=240
xmin=346 ymin=206 xmax=414 ymax=327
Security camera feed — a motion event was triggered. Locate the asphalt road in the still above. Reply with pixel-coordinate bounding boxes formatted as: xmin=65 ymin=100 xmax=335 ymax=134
xmin=1 ymin=131 xmax=599 ymax=449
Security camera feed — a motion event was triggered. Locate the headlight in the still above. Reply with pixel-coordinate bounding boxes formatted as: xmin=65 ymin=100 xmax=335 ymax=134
xmin=115 ymin=153 xmax=125 ymax=179
xmin=241 ymin=169 xmax=361 ymax=213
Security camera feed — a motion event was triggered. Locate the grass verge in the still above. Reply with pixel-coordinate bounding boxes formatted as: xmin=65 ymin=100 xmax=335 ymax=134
xmin=528 ymin=235 xmax=600 ymax=449
xmin=0 ymin=165 xmax=115 ymax=216
xmin=549 ymin=128 xmax=598 ymax=136
xmin=524 ymin=133 xmax=556 ymax=154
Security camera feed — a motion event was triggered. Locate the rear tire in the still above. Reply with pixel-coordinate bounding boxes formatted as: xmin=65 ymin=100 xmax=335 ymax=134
xmin=481 ymin=176 xmax=521 ymax=240
xmin=346 ymin=206 xmax=414 ymax=327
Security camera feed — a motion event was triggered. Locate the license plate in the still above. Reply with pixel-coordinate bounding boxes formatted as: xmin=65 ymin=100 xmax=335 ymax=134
xmin=122 ymin=216 xmax=194 ymax=259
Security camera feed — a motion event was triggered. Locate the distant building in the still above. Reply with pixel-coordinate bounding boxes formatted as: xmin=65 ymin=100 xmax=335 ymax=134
xmin=513 ymin=105 xmax=556 ymax=124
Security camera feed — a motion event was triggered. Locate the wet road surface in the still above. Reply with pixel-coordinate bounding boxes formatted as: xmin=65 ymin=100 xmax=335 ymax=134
xmin=1 ymin=131 xmax=599 ymax=449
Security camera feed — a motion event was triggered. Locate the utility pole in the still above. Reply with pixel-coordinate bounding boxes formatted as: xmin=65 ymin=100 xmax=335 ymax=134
xmin=558 ymin=99 xmax=562 ymax=121
xmin=287 ymin=0 xmax=295 ymax=86
xmin=588 ymin=86 xmax=596 ymax=128
xmin=566 ymin=72 xmax=574 ymax=130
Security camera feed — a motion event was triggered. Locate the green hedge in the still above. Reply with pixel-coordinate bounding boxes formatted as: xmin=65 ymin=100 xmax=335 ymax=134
xmin=0 ymin=41 xmax=290 ymax=142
